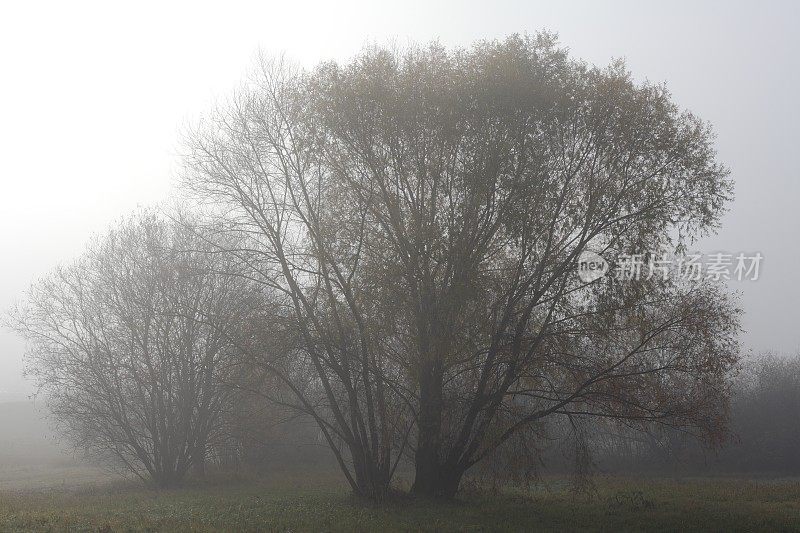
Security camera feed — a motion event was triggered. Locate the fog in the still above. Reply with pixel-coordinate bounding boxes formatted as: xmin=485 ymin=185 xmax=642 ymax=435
xmin=2 ymin=1 xmax=797 ymax=401
xmin=0 ymin=0 xmax=800 ymax=529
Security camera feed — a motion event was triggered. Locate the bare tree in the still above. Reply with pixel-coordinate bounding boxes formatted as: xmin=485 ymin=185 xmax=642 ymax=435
xmin=182 ymin=58 xmax=411 ymax=500
xmin=183 ymin=34 xmax=740 ymax=498
xmin=8 ymin=212 xmax=258 ymax=487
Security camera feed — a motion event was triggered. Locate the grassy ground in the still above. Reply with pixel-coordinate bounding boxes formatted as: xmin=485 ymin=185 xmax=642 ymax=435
xmin=0 ymin=470 xmax=799 ymax=532
xmin=0 ymin=462 xmax=120 ymax=492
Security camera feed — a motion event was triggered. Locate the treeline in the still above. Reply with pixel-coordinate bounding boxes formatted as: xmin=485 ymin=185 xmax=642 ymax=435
xmin=547 ymin=353 xmax=800 ymax=476
xmin=7 ymin=35 xmax=741 ymax=499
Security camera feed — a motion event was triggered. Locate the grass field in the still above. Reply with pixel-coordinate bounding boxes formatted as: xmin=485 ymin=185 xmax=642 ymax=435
xmin=0 ymin=468 xmax=799 ymax=532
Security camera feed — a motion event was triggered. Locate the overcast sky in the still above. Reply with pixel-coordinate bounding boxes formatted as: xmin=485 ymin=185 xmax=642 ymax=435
xmin=1 ymin=0 xmax=798 ymax=400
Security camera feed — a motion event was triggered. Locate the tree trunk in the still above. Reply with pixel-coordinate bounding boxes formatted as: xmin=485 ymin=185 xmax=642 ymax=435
xmin=349 ymin=441 xmax=391 ymax=501
xmin=411 ymin=460 xmax=465 ymax=499
xmin=412 ymin=358 xmax=456 ymax=497
xmin=192 ymin=451 xmax=206 ymax=478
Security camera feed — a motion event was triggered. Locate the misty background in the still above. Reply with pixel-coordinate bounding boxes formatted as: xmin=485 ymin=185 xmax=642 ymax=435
xmin=0 ymin=1 xmax=797 ymax=412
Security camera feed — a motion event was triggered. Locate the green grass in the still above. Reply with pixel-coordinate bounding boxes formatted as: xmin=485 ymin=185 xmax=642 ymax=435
xmin=0 ymin=471 xmax=799 ymax=532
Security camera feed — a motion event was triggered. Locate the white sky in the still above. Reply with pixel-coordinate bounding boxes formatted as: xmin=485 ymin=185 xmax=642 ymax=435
xmin=1 ymin=0 xmax=798 ymax=399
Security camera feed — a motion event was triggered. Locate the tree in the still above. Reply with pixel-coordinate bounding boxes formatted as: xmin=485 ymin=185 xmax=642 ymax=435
xmin=182 ymin=58 xmax=411 ymax=500
xmin=9 ymin=212 xmax=259 ymax=487
xmin=183 ymin=34 xmax=740 ymax=498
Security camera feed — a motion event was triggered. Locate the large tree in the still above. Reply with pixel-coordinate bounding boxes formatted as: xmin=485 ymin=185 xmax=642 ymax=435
xmin=9 ymin=212 xmax=259 ymax=487
xmin=183 ymin=34 xmax=739 ymax=498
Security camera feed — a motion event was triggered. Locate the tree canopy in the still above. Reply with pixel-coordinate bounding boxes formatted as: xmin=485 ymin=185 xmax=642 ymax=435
xmin=182 ymin=35 xmax=739 ymax=498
